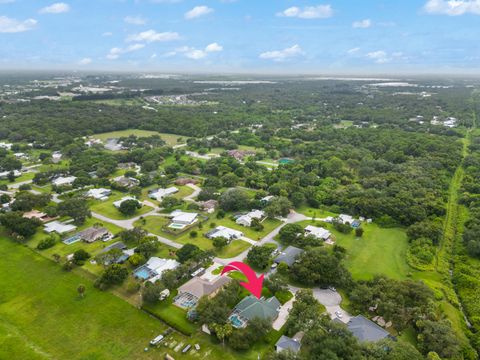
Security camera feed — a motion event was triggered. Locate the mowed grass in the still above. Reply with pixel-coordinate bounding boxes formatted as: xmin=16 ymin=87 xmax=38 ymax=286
xmin=93 ymin=129 xmax=189 ymax=147
xmin=90 ymin=192 xmax=153 ymax=220
xmin=0 ymin=238 xmax=170 ymax=360
xmin=297 ymin=220 xmax=410 ymax=280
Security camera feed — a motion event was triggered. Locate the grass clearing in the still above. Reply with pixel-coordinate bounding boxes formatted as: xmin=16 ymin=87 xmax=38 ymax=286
xmin=0 ymin=237 xmax=171 ymax=360
xmin=90 ymin=192 xmax=153 ymax=220
xmin=297 ymin=220 xmax=410 ymax=280
xmin=93 ymin=129 xmax=189 ymax=147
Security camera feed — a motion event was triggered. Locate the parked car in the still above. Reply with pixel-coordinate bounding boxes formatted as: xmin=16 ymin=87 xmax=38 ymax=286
xmin=271 ymin=263 xmax=278 ymax=269
xmin=335 ymin=310 xmax=343 ymax=318
xmin=149 ymin=335 xmax=164 ymax=346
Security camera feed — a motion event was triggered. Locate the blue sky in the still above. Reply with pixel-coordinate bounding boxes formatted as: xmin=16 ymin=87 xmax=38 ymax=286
xmin=1 ymin=0 xmax=480 ymax=73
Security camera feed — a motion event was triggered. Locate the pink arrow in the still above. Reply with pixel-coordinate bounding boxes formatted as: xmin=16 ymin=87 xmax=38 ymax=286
xmin=221 ymin=261 xmax=264 ymax=299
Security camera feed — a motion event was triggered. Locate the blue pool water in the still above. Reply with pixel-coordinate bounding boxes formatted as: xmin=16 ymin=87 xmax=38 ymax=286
xmin=133 ymin=266 xmax=152 ymax=280
xmin=63 ymin=234 xmax=81 ymax=245
xmin=229 ymin=314 xmax=244 ymax=328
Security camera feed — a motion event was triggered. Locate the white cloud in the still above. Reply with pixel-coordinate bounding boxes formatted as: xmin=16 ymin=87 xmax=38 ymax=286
xmin=102 ymin=32 xmax=113 ymax=37
xmin=259 ymin=44 xmax=304 ymax=62
xmin=352 ymin=19 xmax=371 ymax=28
xmin=124 ymin=16 xmax=147 ymax=25
xmin=205 ymin=42 xmax=223 ymax=52
xmin=171 ymin=43 xmax=223 ymax=60
xmin=366 ymin=50 xmax=405 ymax=64
xmin=277 ymin=5 xmax=333 ymax=19
xmin=347 ymin=47 xmax=361 ymax=54
xmin=39 ymin=2 xmax=70 ymax=14
xmin=78 ymin=58 xmax=92 ymax=65
xmin=107 ymin=43 xmax=145 ymax=60
xmin=424 ymin=0 xmax=480 ymax=15
xmin=185 ymin=5 xmax=214 ymax=19
xmin=0 ymin=16 xmax=37 ymax=33
xmin=126 ymin=30 xmax=180 ymax=43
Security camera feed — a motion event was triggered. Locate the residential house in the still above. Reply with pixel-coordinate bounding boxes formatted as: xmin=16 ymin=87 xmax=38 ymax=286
xmin=227 ymin=149 xmax=256 ymax=161
xmin=304 ymin=225 xmax=331 ymax=241
xmin=275 ymin=332 xmax=304 ymax=354
xmin=86 ymin=188 xmax=112 ymax=200
xmin=0 ymin=142 xmax=13 ymax=150
xmin=229 ymin=295 xmax=281 ymax=328
xmin=174 ymin=276 xmax=231 ymax=309
xmin=23 ymin=210 xmax=55 ymax=223
xmin=0 ymin=170 xmax=21 ymax=180
xmin=112 ymin=176 xmax=140 ymax=189
xmin=168 ymin=210 xmax=198 ymax=229
xmin=260 ymin=195 xmax=274 ymax=204
xmin=346 ymin=315 xmax=390 ymax=343
xmin=274 ymin=246 xmax=305 ymax=267
xmin=197 ymin=199 xmax=218 ymax=214
xmin=206 ymin=226 xmax=243 ymax=242
xmin=44 ymin=221 xmax=77 ymax=234
xmin=236 ymin=209 xmax=265 ymax=227
xmin=52 ymin=151 xmax=62 ymax=163
xmin=133 ymin=257 xmax=180 ymax=283
xmin=149 ymin=187 xmax=178 ymax=201
xmin=52 ymin=176 xmax=77 ymax=187
xmin=113 ymin=196 xmax=141 ymax=209
xmin=175 ymin=178 xmax=198 ymax=186
xmin=78 ymin=227 xmax=112 ymax=243
xmin=101 ymin=241 xmax=127 ymax=253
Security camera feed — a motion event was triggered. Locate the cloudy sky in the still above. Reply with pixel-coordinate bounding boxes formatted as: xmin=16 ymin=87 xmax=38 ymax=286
xmin=1 ymin=0 xmax=480 ymax=73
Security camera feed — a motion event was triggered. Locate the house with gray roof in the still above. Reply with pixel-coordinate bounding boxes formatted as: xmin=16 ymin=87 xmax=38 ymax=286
xmin=228 ymin=295 xmax=281 ymax=328
xmin=347 ymin=315 xmax=390 ymax=342
xmin=274 ymin=246 xmax=305 ymax=267
xmin=275 ymin=333 xmax=303 ymax=354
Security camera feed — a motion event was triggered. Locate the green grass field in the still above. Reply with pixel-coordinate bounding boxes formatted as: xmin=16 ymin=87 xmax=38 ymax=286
xmin=90 ymin=192 xmax=153 ymax=220
xmin=0 ymin=237 xmax=170 ymax=360
xmin=0 ymin=238 xmax=281 ymax=360
xmin=93 ymin=129 xmax=189 ymax=147
xmin=297 ymin=220 xmax=410 ymax=280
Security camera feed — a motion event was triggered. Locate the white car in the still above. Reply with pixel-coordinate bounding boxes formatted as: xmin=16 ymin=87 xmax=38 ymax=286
xmin=335 ymin=311 xmax=343 ymax=318
xmin=150 ymin=334 xmax=164 ymax=346
xmin=271 ymin=263 xmax=278 ymax=269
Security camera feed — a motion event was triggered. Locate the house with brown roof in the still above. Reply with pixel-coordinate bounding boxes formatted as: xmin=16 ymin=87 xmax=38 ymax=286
xmin=174 ymin=276 xmax=231 ymax=309
xmin=79 ymin=227 xmax=113 ymax=243
xmin=23 ymin=210 xmax=56 ymax=223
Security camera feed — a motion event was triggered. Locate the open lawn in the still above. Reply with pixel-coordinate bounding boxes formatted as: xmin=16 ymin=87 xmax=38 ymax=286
xmin=0 ymin=171 xmax=35 ymax=186
xmin=0 ymin=238 xmax=282 ymax=360
xmin=90 ymin=192 xmax=153 ymax=220
xmin=0 ymin=237 xmax=170 ymax=360
xmin=93 ymin=129 xmax=189 ymax=147
xmin=215 ymin=240 xmax=251 ymax=259
xmin=296 ymin=220 xmax=410 ymax=280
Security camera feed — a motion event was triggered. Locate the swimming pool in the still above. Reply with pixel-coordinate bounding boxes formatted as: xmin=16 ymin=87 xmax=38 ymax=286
xmin=63 ymin=234 xmax=81 ymax=245
xmin=229 ymin=314 xmax=245 ymax=328
xmin=133 ymin=266 xmax=153 ymax=280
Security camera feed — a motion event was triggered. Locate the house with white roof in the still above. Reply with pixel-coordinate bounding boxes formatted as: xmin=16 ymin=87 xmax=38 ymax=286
xmin=0 ymin=170 xmax=21 ymax=179
xmin=236 ymin=210 xmax=265 ymax=227
xmin=52 ymin=176 xmax=77 ymax=187
xmin=113 ymin=196 xmax=141 ymax=209
xmin=168 ymin=210 xmax=198 ymax=229
xmin=0 ymin=142 xmax=13 ymax=150
xmin=133 ymin=257 xmax=180 ymax=283
xmin=206 ymin=226 xmax=243 ymax=242
xmin=149 ymin=187 xmax=178 ymax=201
xmin=86 ymin=188 xmax=112 ymax=200
xmin=304 ymin=225 xmax=332 ymax=241
xmin=44 ymin=221 xmax=77 ymax=234
xmin=52 ymin=151 xmax=62 ymax=163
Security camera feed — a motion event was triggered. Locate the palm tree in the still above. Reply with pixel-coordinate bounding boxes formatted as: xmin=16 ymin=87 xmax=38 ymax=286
xmin=77 ymin=284 xmax=86 ymax=298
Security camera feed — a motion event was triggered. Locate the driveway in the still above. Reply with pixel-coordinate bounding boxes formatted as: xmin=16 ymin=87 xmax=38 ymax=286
xmin=312 ymin=288 xmax=351 ymax=324
xmin=273 ymin=294 xmax=296 ymax=330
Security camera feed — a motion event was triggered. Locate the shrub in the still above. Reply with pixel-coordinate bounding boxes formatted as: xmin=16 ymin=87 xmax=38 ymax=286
xmin=37 ymin=235 xmax=56 ymax=250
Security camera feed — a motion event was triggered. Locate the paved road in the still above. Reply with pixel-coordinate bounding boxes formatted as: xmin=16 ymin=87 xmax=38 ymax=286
xmin=312 ymin=288 xmax=351 ymax=324
xmin=183 ymin=183 xmax=201 ymax=202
